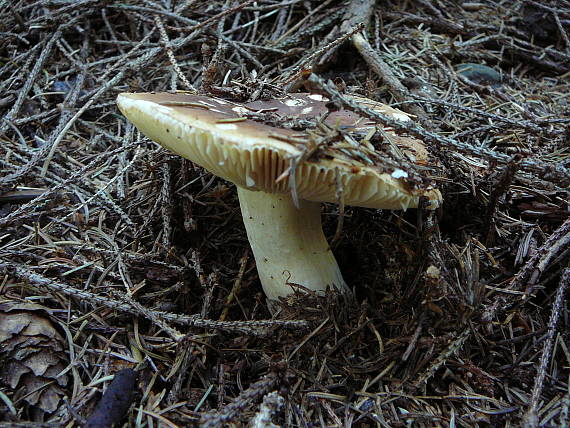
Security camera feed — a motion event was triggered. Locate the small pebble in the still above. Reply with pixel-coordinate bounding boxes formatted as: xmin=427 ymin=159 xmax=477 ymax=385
xmin=456 ymin=63 xmax=503 ymax=87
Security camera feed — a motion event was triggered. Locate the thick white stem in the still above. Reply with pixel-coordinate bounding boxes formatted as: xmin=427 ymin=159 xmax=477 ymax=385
xmin=237 ymin=187 xmax=348 ymax=300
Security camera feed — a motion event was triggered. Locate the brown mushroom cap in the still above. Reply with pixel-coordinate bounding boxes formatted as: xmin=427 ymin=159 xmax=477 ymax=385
xmin=117 ymin=92 xmax=441 ymax=210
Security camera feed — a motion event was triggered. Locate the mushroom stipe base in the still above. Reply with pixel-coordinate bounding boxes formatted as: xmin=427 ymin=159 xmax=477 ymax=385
xmin=237 ymin=187 xmax=349 ymax=300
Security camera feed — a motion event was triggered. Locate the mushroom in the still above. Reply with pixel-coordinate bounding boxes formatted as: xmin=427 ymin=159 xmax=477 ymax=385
xmin=117 ymin=92 xmax=441 ymax=301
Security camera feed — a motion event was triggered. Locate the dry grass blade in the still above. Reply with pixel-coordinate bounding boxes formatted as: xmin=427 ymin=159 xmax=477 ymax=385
xmin=522 ymin=267 xmax=569 ymax=427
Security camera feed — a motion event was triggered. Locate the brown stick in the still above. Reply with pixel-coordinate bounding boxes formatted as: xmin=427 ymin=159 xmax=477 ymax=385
xmin=341 ymin=0 xmax=429 ymax=124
